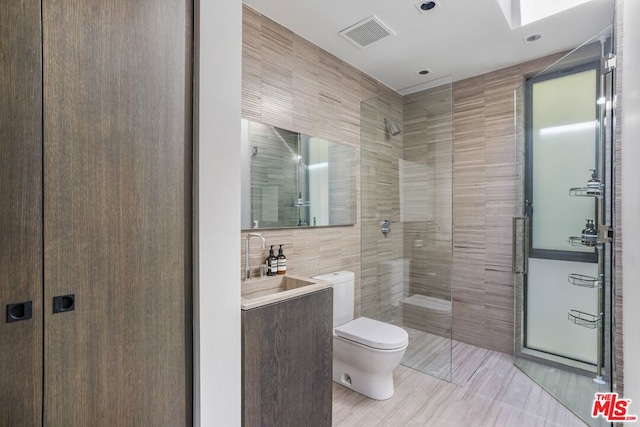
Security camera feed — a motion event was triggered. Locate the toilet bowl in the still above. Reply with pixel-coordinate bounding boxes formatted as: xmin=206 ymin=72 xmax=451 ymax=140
xmin=313 ymin=271 xmax=409 ymax=400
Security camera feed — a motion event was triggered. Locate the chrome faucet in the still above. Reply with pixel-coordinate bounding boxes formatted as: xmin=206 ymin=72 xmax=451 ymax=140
xmin=245 ymin=233 xmax=266 ymax=280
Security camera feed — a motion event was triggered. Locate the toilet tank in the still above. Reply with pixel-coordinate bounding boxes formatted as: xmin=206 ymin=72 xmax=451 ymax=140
xmin=313 ymin=271 xmax=355 ymax=327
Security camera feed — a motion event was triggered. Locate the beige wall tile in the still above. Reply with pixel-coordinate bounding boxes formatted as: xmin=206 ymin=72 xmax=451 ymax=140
xmin=451 ymin=53 xmax=564 ymax=354
xmin=240 ymin=5 xmax=395 ymax=317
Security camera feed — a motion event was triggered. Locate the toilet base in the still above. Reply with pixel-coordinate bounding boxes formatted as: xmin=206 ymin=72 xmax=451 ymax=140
xmin=333 ymin=359 xmax=395 ymax=400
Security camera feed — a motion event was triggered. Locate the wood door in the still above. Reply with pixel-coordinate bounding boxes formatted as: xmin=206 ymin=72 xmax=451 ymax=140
xmin=42 ymin=1 xmax=193 ymax=425
xmin=0 ymin=1 xmax=44 ymax=425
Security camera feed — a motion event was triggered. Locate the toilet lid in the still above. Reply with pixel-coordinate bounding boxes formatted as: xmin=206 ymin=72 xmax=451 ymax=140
xmin=334 ymin=317 xmax=408 ymax=350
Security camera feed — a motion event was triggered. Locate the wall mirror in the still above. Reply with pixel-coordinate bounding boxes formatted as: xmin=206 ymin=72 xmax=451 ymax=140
xmin=241 ymin=119 xmax=357 ymax=230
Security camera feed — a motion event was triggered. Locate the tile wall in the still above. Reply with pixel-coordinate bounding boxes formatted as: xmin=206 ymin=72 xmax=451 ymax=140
xmin=240 ymin=5 xmax=395 ymax=316
xmin=403 ymin=84 xmax=454 ymax=303
xmin=451 ymin=53 xmax=564 ymax=353
xmin=360 ymin=93 xmax=404 ymax=322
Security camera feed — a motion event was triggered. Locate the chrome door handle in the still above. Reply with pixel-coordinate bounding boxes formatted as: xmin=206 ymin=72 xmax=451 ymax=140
xmin=512 ymin=217 xmax=529 ymax=274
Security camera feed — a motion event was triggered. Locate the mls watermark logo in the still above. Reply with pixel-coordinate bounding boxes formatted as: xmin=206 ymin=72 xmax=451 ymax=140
xmin=592 ymin=393 xmax=638 ymax=422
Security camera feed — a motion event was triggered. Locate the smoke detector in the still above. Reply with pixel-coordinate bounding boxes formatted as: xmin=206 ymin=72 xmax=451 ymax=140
xmin=339 ymin=15 xmax=396 ymax=48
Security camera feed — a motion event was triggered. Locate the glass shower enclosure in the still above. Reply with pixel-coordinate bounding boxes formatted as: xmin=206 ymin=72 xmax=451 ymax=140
xmin=360 ymin=78 xmax=454 ymax=382
xmin=513 ymin=25 xmax=617 ymax=426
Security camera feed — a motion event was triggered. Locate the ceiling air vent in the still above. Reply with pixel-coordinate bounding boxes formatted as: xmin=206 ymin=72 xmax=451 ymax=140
xmin=339 ymin=15 xmax=395 ymax=48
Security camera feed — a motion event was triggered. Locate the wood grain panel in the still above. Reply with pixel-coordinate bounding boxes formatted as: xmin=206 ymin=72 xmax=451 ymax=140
xmin=42 ymin=0 xmax=192 ymax=425
xmin=242 ymin=289 xmax=333 ymax=427
xmin=0 ymin=1 xmax=43 ymax=425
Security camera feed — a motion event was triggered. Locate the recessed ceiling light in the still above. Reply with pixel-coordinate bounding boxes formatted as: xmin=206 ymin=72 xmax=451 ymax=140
xmin=421 ymin=1 xmax=436 ymax=10
xmin=417 ymin=69 xmax=431 ymax=75
xmin=524 ymin=34 xmax=542 ymax=43
xmin=415 ymin=0 xmax=439 ymax=14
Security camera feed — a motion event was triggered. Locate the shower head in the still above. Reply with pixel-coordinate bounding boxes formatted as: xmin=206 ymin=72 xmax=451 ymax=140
xmin=384 ymin=118 xmax=402 ymax=136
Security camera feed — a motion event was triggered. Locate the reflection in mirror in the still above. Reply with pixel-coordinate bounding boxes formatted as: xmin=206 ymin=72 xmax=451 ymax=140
xmin=240 ymin=119 xmax=356 ymax=229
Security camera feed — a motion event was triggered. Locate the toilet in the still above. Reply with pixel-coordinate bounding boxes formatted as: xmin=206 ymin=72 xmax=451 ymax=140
xmin=313 ymin=271 xmax=409 ymax=400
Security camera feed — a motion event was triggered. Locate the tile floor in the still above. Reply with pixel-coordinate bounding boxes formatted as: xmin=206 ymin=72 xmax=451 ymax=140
xmin=333 ymin=351 xmax=588 ymax=426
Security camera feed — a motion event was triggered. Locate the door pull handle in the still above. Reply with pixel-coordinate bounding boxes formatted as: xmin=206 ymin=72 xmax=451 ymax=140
xmin=6 ymin=301 xmax=33 ymax=323
xmin=512 ymin=217 xmax=529 ymax=274
xmin=53 ymin=294 xmax=75 ymax=314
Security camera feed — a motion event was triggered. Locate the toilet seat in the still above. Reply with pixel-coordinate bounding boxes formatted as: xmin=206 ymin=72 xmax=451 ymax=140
xmin=334 ymin=317 xmax=408 ymax=350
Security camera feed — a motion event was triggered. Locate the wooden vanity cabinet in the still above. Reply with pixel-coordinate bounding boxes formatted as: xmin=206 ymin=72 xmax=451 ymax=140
xmin=242 ymin=288 xmax=333 ymax=427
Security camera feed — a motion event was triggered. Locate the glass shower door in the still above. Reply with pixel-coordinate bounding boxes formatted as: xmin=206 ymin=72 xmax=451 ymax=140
xmin=514 ymin=26 xmax=616 ymax=427
xmin=361 ymin=77 xmax=453 ymax=382
xmin=527 ymin=64 xmax=599 ymax=366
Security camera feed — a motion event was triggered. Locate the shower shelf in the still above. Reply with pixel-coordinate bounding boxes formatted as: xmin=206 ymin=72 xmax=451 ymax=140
xmin=568 ymin=273 xmax=602 ymax=288
xmin=568 ymin=309 xmax=601 ymax=329
xmin=568 ymin=236 xmax=599 ymax=247
xmin=569 ymin=187 xmax=601 ymax=197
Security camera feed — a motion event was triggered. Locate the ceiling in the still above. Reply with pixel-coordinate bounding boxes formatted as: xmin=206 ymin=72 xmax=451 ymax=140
xmin=242 ymin=0 xmax=614 ymax=93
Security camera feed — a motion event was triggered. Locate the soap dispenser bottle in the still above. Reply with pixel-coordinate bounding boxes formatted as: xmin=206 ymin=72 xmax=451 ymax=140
xmin=581 ymin=220 xmax=598 ymax=246
xmin=587 ymin=169 xmax=601 ymax=195
xmin=277 ymin=244 xmax=287 ymax=275
xmin=266 ymin=245 xmax=278 ymax=276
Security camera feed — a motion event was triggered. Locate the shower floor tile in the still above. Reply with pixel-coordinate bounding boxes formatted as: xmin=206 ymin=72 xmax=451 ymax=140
xmin=400 ymin=326 xmax=491 ymax=386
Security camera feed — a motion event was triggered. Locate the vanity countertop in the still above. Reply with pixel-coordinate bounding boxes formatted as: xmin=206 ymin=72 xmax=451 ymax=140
xmin=241 ymin=274 xmax=332 ymax=310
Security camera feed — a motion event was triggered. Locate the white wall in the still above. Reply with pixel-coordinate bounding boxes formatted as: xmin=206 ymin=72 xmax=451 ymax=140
xmin=622 ymin=0 xmax=640 ymax=403
xmin=194 ymin=0 xmax=242 ymax=425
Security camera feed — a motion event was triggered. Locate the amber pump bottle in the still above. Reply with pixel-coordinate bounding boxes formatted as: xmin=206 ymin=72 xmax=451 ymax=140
xmin=277 ymin=245 xmax=287 ymax=275
xmin=266 ymin=245 xmax=278 ymax=276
